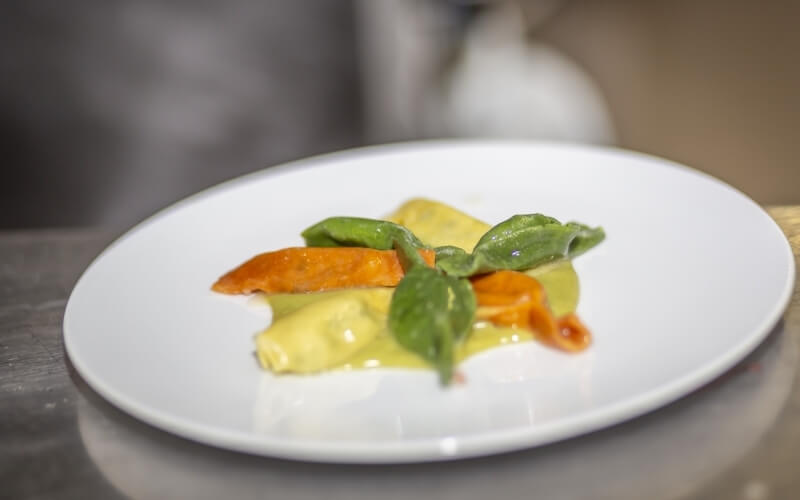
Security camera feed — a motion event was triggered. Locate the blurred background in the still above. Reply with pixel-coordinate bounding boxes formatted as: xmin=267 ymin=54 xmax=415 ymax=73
xmin=2 ymin=0 xmax=798 ymax=229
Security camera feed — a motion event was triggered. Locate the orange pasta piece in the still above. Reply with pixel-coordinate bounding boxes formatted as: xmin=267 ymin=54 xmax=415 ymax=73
xmin=471 ymin=270 xmax=591 ymax=352
xmin=212 ymin=247 xmax=436 ymax=295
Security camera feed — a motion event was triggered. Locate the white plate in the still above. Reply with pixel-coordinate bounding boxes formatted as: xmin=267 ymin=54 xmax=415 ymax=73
xmin=64 ymin=141 xmax=795 ymax=463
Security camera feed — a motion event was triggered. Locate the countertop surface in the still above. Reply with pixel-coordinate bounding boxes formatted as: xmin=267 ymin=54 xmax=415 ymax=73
xmin=2 ymin=207 xmax=799 ymax=500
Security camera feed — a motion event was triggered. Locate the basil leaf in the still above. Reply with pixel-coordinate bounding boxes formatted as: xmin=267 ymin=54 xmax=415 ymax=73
xmin=436 ymin=214 xmax=605 ymax=277
xmin=434 ymin=245 xmax=469 ymax=261
xmin=388 ymin=266 xmax=476 ymax=384
xmin=394 ymin=237 xmax=430 ymax=272
xmin=566 ymin=222 xmax=606 ymax=256
xmin=302 ymin=217 xmax=425 ymax=251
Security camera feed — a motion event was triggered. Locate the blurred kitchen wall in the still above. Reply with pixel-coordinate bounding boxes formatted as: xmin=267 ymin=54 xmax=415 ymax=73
xmin=535 ymin=0 xmax=800 ymax=204
xmin=0 ymin=0 xmax=361 ymax=229
xmin=1 ymin=0 xmax=799 ymax=229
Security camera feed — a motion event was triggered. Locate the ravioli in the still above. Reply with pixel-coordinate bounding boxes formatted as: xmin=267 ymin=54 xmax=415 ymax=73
xmin=256 ymin=289 xmax=392 ymax=372
xmin=255 ymin=199 xmax=582 ymax=374
xmin=386 ymin=198 xmax=490 ymax=251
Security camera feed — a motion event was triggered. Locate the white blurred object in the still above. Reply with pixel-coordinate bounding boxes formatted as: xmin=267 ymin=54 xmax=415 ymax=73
xmin=357 ymin=0 xmax=615 ymax=144
xmin=428 ymin=3 xmax=615 ymax=143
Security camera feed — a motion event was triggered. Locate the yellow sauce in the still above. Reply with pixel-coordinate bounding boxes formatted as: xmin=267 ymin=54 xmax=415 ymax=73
xmin=334 ymin=322 xmax=535 ymax=371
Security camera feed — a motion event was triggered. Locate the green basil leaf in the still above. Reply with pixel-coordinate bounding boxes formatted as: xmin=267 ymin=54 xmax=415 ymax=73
xmin=394 ymin=237 xmax=430 ymax=272
xmin=301 ymin=217 xmax=425 ymax=250
xmin=432 ymin=245 xmax=472 ymax=276
xmin=565 ymin=222 xmax=606 ymax=257
xmin=436 ymin=214 xmax=605 ymax=277
xmin=434 ymin=245 xmax=469 ymax=261
xmin=388 ymin=266 xmax=476 ymax=384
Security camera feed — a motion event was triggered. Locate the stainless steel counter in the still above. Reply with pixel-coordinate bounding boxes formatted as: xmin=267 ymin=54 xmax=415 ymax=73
xmin=2 ymin=207 xmax=799 ymax=499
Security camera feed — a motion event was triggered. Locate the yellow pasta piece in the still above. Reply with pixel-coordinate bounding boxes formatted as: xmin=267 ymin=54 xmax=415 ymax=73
xmin=385 ymin=198 xmax=490 ymax=251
